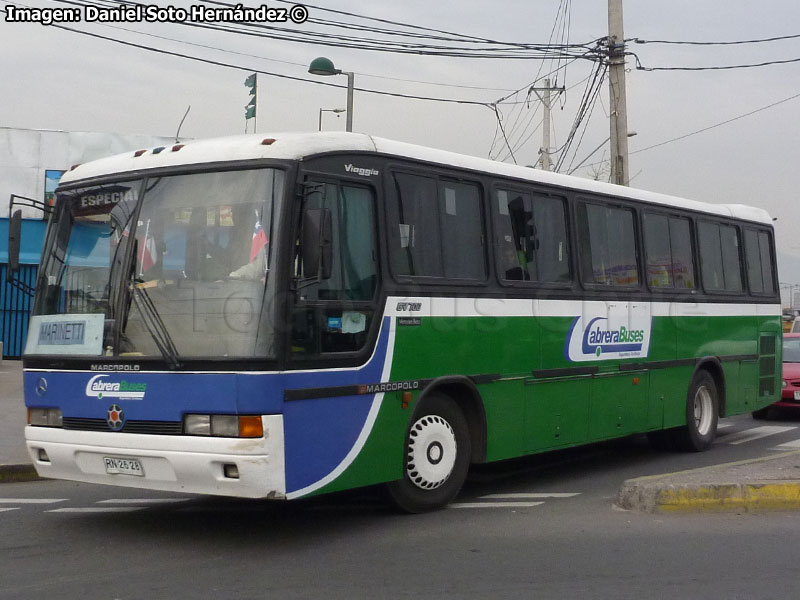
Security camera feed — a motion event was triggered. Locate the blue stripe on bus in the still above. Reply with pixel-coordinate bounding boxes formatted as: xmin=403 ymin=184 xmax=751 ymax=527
xmin=24 ymin=316 xmax=393 ymax=495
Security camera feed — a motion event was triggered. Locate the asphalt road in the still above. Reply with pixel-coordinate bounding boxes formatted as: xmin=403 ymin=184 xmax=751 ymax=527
xmin=3 ymin=412 xmax=800 ymax=599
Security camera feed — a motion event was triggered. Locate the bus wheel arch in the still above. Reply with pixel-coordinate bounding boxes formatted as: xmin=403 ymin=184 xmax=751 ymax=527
xmin=693 ymin=358 xmax=726 ymax=418
xmin=418 ymin=377 xmax=487 ymax=465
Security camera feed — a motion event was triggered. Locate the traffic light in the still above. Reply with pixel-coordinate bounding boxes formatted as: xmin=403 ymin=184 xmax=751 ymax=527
xmin=244 ymin=73 xmax=256 ymax=120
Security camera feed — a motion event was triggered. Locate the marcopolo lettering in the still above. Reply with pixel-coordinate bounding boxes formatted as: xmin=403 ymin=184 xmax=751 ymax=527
xmin=358 ymin=380 xmax=420 ymax=394
xmin=91 ymin=364 xmax=141 ymax=372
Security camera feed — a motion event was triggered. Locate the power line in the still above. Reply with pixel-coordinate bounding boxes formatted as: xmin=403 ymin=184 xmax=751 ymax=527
xmin=51 ymin=0 xmax=601 ymax=60
xmin=492 ymin=104 xmax=517 ymax=165
xmin=633 ymin=53 xmax=800 ymax=71
xmin=0 ymin=1 xmax=493 ymax=107
xmin=630 ymin=90 xmax=800 ymax=155
xmin=631 ymin=33 xmax=800 ymax=46
xmin=269 ymin=0 xmax=592 ymax=49
xmin=37 ymin=15 xmax=519 ymax=92
xmin=576 ymin=88 xmax=800 ymax=172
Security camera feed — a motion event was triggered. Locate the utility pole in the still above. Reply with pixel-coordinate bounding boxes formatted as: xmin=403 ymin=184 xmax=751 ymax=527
xmin=608 ymin=0 xmax=630 ymax=185
xmin=531 ymin=78 xmax=564 ymax=171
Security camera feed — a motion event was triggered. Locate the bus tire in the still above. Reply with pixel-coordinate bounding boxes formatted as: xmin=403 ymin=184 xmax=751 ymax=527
xmin=386 ymin=394 xmax=471 ymax=513
xmin=673 ymin=370 xmax=719 ymax=452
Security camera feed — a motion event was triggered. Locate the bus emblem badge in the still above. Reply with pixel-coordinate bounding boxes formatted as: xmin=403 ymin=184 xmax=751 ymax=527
xmin=107 ymin=404 xmax=125 ymax=431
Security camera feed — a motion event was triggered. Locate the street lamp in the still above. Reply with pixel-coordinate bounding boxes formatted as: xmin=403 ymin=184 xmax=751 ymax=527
xmin=309 ymin=57 xmax=354 ymax=132
xmin=318 ymin=108 xmax=346 ymax=131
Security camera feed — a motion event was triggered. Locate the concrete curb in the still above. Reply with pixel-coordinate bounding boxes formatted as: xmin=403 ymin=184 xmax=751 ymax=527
xmin=616 ymin=451 xmax=800 ymax=513
xmin=0 ymin=464 xmax=42 ymax=484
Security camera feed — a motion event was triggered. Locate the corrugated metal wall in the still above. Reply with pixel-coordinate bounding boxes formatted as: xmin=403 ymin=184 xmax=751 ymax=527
xmin=0 ymin=264 xmax=37 ymax=358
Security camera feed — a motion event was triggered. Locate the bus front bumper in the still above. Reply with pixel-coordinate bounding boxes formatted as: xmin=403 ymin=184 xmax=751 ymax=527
xmin=24 ymin=415 xmax=286 ymax=499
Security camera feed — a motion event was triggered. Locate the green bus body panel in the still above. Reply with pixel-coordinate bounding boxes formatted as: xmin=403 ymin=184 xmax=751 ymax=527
xmin=309 ymin=312 xmax=781 ymax=497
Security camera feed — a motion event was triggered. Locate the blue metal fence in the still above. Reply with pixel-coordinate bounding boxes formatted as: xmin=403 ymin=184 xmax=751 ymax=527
xmin=1 ymin=217 xmax=46 ymax=359
xmin=0 ymin=264 xmax=38 ymax=358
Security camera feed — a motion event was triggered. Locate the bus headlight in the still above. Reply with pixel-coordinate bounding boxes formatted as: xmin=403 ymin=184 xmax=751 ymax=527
xmin=28 ymin=408 xmax=63 ymax=427
xmin=183 ymin=414 xmax=263 ymax=438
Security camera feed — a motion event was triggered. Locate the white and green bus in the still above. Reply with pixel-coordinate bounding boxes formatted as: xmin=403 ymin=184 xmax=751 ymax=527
xmin=11 ymin=132 xmax=780 ymax=512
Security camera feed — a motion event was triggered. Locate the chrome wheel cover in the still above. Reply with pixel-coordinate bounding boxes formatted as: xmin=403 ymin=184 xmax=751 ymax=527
xmin=406 ymin=415 xmax=458 ymax=490
xmin=694 ymin=385 xmax=714 ymax=436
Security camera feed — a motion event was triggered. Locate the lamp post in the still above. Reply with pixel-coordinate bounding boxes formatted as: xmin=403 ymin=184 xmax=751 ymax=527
xmin=309 ymin=57 xmax=354 ymax=132
xmin=318 ymin=108 xmax=346 ymax=131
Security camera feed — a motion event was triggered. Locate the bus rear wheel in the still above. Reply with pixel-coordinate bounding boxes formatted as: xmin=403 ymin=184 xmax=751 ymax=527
xmin=386 ymin=394 xmax=471 ymax=513
xmin=673 ymin=370 xmax=719 ymax=452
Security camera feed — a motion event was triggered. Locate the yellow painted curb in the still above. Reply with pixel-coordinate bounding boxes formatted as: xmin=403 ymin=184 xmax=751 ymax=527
xmin=616 ymin=451 xmax=800 ymax=513
xmin=656 ymin=482 xmax=800 ymax=512
xmin=0 ymin=464 xmax=41 ymax=483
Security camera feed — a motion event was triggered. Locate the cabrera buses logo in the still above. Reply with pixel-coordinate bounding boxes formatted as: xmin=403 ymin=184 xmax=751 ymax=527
xmin=565 ymin=315 xmax=651 ymax=362
xmin=85 ymin=374 xmax=147 ymax=400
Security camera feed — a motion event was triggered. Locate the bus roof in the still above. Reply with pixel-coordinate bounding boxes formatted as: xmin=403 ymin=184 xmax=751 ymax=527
xmin=60 ymin=132 xmax=773 ymax=225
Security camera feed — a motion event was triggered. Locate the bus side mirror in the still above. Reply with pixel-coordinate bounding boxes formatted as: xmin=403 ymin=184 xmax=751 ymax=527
xmin=6 ymin=209 xmax=22 ymax=283
xmin=301 ymin=207 xmax=333 ymax=280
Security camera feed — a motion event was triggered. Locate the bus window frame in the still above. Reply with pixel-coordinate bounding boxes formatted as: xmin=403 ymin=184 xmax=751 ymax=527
xmin=742 ymin=226 xmax=778 ymax=297
xmin=286 ymin=170 xmax=383 ymax=366
xmin=574 ymin=196 xmax=645 ymax=293
xmin=696 ymin=218 xmax=746 ymax=297
xmin=640 ymin=209 xmax=699 ymax=295
xmin=489 ymin=181 xmax=574 ymax=290
xmin=384 ymin=164 xmax=490 ymax=287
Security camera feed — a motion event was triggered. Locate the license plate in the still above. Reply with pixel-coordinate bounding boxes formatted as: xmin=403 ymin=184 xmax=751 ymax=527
xmin=794 ymin=391 xmax=800 ymax=401
xmin=104 ymin=456 xmax=144 ymax=476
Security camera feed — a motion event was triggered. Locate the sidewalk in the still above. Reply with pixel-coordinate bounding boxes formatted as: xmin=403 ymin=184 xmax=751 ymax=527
xmin=0 ymin=359 xmax=38 ymax=482
xmin=616 ymin=450 xmax=800 ymax=513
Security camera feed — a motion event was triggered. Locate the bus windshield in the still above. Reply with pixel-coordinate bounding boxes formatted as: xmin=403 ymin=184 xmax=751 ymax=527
xmin=28 ymin=168 xmax=283 ymax=360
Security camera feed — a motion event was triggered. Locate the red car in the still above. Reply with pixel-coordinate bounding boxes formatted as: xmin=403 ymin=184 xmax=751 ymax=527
xmin=753 ymin=332 xmax=800 ymax=419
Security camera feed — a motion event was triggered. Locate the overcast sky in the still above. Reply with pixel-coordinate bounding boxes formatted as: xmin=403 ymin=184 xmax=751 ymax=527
xmin=2 ymin=0 xmax=800 ymax=291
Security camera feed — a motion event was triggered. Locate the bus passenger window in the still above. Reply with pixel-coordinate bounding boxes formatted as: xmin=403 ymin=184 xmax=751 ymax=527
xmin=744 ymin=229 xmax=775 ymax=295
xmin=644 ymin=213 xmax=695 ymax=290
xmin=494 ymin=189 xmax=569 ymax=283
xmin=439 ymin=181 xmax=485 ymax=280
xmin=698 ymin=222 xmax=742 ymax=293
xmin=578 ymin=202 xmax=639 ymax=287
xmin=391 ymin=173 xmax=486 ymax=281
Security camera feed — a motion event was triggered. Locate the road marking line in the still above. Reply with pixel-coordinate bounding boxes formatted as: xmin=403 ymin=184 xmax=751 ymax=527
xmin=0 ymin=499 xmax=68 ymax=504
xmin=724 ymin=426 xmax=796 ymax=445
xmin=775 ymin=438 xmax=800 ymax=449
xmin=716 ymin=423 xmax=734 ymax=430
xmin=0 ymin=508 xmax=20 ymax=513
xmin=46 ymin=507 xmax=145 ymax=513
xmin=450 ymin=501 xmax=545 ymax=509
xmin=96 ymin=499 xmax=189 ymax=505
xmin=480 ymin=493 xmax=580 ymax=499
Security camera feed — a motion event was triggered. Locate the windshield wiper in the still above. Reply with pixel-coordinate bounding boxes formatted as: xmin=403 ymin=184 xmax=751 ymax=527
xmin=129 ymin=281 xmax=181 ymax=369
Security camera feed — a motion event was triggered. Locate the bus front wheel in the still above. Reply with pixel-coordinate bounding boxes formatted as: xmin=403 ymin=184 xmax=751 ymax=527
xmin=674 ymin=370 xmax=719 ymax=452
xmin=386 ymin=394 xmax=471 ymax=513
